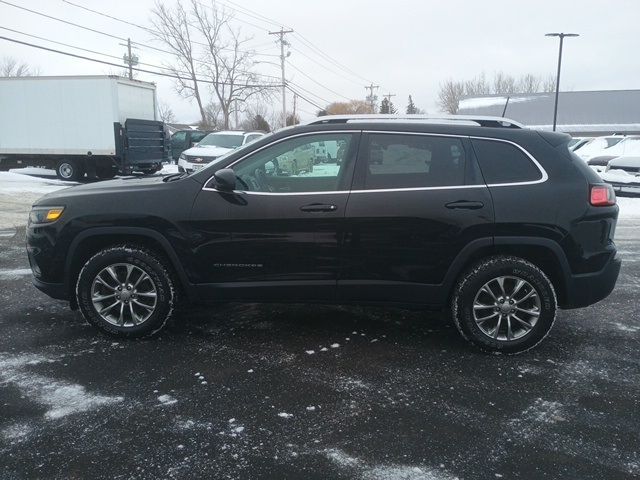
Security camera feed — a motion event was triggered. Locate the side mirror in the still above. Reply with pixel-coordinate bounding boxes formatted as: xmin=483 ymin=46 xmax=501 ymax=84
xmin=213 ymin=168 xmax=237 ymax=191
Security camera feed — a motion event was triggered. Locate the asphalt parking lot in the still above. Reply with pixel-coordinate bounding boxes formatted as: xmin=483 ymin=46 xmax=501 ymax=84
xmin=1 ymin=205 xmax=639 ymax=480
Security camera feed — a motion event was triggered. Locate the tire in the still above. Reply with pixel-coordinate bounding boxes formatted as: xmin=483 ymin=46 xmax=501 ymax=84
xmin=56 ymin=159 xmax=84 ymax=181
xmin=76 ymin=245 xmax=176 ymax=338
xmin=451 ymin=256 xmax=557 ymax=354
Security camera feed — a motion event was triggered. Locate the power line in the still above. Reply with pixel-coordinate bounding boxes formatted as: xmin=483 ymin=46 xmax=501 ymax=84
xmin=0 ymin=35 xmax=281 ymax=89
xmin=287 ymin=80 xmax=331 ymax=106
xmin=2 ymin=0 xmax=277 ymax=58
xmin=286 ymin=84 xmax=323 ymax=111
xmin=287 ymin=62 xmax=351 ymax=102
xmin=0 ymin=26 xmax=282 ymax=82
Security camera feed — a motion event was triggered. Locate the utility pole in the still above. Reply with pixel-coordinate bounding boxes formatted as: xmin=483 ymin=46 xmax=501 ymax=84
xmin=269 ymin=27 xmax=294 ymax=128
xmin=120 ymin=38 xmax=138 ymax=80
xmin=364 ymin=83 xmax=380 ymax=113
xmin=545 ymin=32 xmax=579 ymax=131
xmin=292 ymin=92 xmax=297 ymax=124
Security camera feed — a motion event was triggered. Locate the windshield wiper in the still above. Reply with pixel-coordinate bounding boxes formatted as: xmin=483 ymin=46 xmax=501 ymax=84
xmin=162 ymin=172 xmax=188 ymax=182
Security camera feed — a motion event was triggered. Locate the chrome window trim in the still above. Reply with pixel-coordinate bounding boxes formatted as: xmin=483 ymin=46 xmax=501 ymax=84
xmin=469 ymin=135 xmax=549 ymax=187
xmin=201 ymin=130 xmax=548 ymax=195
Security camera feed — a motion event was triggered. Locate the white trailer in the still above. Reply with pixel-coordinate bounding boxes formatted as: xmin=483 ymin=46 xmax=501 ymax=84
xmin=0 ymin=75 xmax=167 ymax=180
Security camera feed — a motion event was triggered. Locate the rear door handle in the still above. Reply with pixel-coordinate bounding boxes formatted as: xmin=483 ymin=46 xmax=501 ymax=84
xmin=445 ymin=201 xmax=484 ymax=210
xmin=300 ymin=203 xmax=338 ymax=212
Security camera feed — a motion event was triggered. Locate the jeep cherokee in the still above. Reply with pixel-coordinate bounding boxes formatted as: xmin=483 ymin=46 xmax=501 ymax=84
xmin=26 ymin=114 xmax=621 ymax=353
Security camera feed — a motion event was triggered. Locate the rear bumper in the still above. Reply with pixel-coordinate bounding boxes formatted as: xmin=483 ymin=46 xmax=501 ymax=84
xmin=33 ymin=277 xmax=68 ymax=300
xmin=562 ymin=254 xmax=621 ymax=309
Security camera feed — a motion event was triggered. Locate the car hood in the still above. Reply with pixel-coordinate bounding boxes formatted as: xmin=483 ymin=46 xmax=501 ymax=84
xmin=33 ymin=174 xmax=170 ymax=206
xmin=182 ymin=145 xmax=232 ymax=157
xmin=608 ymin=155 xmax=640 ymax=168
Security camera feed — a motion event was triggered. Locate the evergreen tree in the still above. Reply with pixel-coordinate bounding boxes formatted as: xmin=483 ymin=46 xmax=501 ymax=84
xmin=406 ymin=95 xmax=418 ymax=114
xmin=379 ymin=97 xmax=390 ymax=114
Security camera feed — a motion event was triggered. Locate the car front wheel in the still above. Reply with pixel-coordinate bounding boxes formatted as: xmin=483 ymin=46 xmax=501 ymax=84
xmin=451 ymin=256 xmax=557 ymax=354
xmin=76 ymin=245 xmax=176 ymax=338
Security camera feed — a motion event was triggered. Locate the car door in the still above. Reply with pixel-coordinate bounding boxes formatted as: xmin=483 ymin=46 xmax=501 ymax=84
xmin=188 ymin=131 xmax=360 ymax=302
xmin=171 ymin=131 xmax=187 ymax=161
xmin=338 ymin=131 xmax=494 ymax=305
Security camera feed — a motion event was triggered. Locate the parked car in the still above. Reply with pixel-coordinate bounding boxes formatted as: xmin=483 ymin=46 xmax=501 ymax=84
xmin=575 ymin=135 xmax=625 ymax=162
xmin=27 ymin=114 xmax=620 ymax=354
xmin=601 ymin=156 xmax=640 ymax=196
xmin=568 ymin=137 xmax=593 ymax=151
xmin=178 ymin=130 xmax=265 ymax=173
xmin=587 ymin=136 xmax=640 ymax=171
xmin=170 ymin=130 xmax=212 ymax=164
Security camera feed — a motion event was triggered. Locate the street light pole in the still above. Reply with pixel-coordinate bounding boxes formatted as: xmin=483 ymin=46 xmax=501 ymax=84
xmin=545 ymin=32 xmax=579 ymax=131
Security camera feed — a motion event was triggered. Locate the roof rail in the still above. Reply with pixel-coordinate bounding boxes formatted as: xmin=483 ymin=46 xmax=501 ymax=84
xmin=304 ymin=114 xmax=524 ymax=129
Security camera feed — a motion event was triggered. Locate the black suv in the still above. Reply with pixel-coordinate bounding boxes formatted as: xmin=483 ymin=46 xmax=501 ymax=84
xmin=26 ymin=115 xmax=621 ymax=353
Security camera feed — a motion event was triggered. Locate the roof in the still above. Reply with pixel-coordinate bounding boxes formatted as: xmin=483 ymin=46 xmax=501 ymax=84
xmin=306 ymin=114 xmax=523 ymax=129
xmin=457 ymin=90 xmax=640 ymax=133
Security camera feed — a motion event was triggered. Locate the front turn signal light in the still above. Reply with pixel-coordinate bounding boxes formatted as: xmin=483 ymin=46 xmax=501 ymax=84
xmin=29 ymin=206 xmax=65 ymax=224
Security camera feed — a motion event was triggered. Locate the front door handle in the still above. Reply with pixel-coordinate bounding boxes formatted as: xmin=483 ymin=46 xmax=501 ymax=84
xmin=300 ymin=203 xmax=338 ymax=212
xmin=445 ymin=201 xmax=484 ymax=210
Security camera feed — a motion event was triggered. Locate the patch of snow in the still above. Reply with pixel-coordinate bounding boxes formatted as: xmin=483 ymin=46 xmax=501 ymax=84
xmin=324 ymin=448 xmax=457 ymax=480
xmin=277 ymin=412 xmax=293 ymax=418
xmin=613 ymin=322 xmax=640 ymax=333
xmin=0 ymin=353 xmax=123 ymax=420
xmin=0 ymin=268 xmax=32 ymax=279
xmin=306 ymin=406 xmax=316 ymax=411
xmin=1 ymin=422 xmax=33 ymax=441
xmin=330 ymin=343 xmax=340 ymax=348
xmin=0 ymin=171 xmax=75 ymax=194
xmin=247 ymin=369 xmax=254 ymax=373
xmin=158 ymin=394 xmax=178 ymax=405
xmin=617 ymin=197 xmax=640 ymax=219
xmin=305 ymin=350 xmax=315 ymax=355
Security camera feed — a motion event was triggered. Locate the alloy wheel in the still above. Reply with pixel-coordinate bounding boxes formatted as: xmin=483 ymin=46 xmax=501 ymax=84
xmin=90 ymin=263 xmax=157 ymax=327
xmin=472 ymin=275 xmax=541 ymax=341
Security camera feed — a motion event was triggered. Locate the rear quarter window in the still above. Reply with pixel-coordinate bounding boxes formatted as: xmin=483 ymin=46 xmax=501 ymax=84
xmin=472 ymin=139 xmax=542 ymax=184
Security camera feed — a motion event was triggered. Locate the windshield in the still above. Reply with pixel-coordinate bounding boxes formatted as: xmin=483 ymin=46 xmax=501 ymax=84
xmin=198 ymin=133 xmax=244 ymax=148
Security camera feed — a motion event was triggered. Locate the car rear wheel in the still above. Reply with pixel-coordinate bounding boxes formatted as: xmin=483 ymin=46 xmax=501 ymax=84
xmin=76 ymin=245 xmax=176 ymax=338
xmin=451 ymin=256 xmax=557 ymax=354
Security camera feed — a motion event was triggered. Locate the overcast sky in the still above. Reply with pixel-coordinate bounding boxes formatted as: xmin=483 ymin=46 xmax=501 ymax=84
xmin=2 ymin=0 xmax=640 ymax=124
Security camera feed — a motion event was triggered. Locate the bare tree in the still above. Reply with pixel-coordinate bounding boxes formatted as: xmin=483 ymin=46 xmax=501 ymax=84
xmin=542 ymin=74 xmax=556 ymax=93
xmin=150 ymin=1 xmax=207 ymax=125
xmin=1 ymin=56 xmax=39 ymax=76
xmin=519 ymin=73 xmax=541 ymax=93
xmin=201 ymin=101 xmax=224 ymax=130
xmin=437 ymin=79 xmax=465 ymax=114
xmin=158 ymin=101 xmax=176 ymax=123
xmin=191 ymin=0 xmax=274 ymax=130
xmin=438 ymin=72 xmax=556 ymax=113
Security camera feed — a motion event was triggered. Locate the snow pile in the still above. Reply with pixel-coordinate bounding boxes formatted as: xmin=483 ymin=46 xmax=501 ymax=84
xmin=0 ymin=268 xmax=32 ymax=280
xmin=0 ymin=171 xmax=74 ymax=194
xmin=158 ymin=394 xmax=178 ymax=405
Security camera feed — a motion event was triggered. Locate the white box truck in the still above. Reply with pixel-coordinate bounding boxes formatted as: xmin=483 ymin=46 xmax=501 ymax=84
xmin=0 ymin=75 xmax=167 ymax=180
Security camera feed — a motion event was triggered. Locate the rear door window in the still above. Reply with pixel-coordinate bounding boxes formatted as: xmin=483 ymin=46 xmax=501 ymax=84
xmin=471 ymin=139 xmax=542 ymax=184
xmin=360 ymin=134 xmax=467 ymax=189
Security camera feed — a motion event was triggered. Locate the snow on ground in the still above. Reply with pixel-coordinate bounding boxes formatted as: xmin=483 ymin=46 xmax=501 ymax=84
xmin=617 ymin=197 xmax=640 ymax=218
xmin=0 ymin=353 xmax=123 ymax=420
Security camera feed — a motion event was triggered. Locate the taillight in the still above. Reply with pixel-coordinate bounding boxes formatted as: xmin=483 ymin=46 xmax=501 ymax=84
xmin=590 ymin=184 xmax=616 ymax=206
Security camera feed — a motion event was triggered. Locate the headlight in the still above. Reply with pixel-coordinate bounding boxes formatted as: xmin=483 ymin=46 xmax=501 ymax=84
xmin=179 ymin=153 xmax=187 ymax=160
xmin=29 ymin=206 xmax=65 ymax=225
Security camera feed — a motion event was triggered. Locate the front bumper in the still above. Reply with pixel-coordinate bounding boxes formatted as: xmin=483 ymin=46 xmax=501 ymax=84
xmin=563 ymin=254 xmax=622 ymax=309
xmin=177 ymin=158 xmax=208 ymax=173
